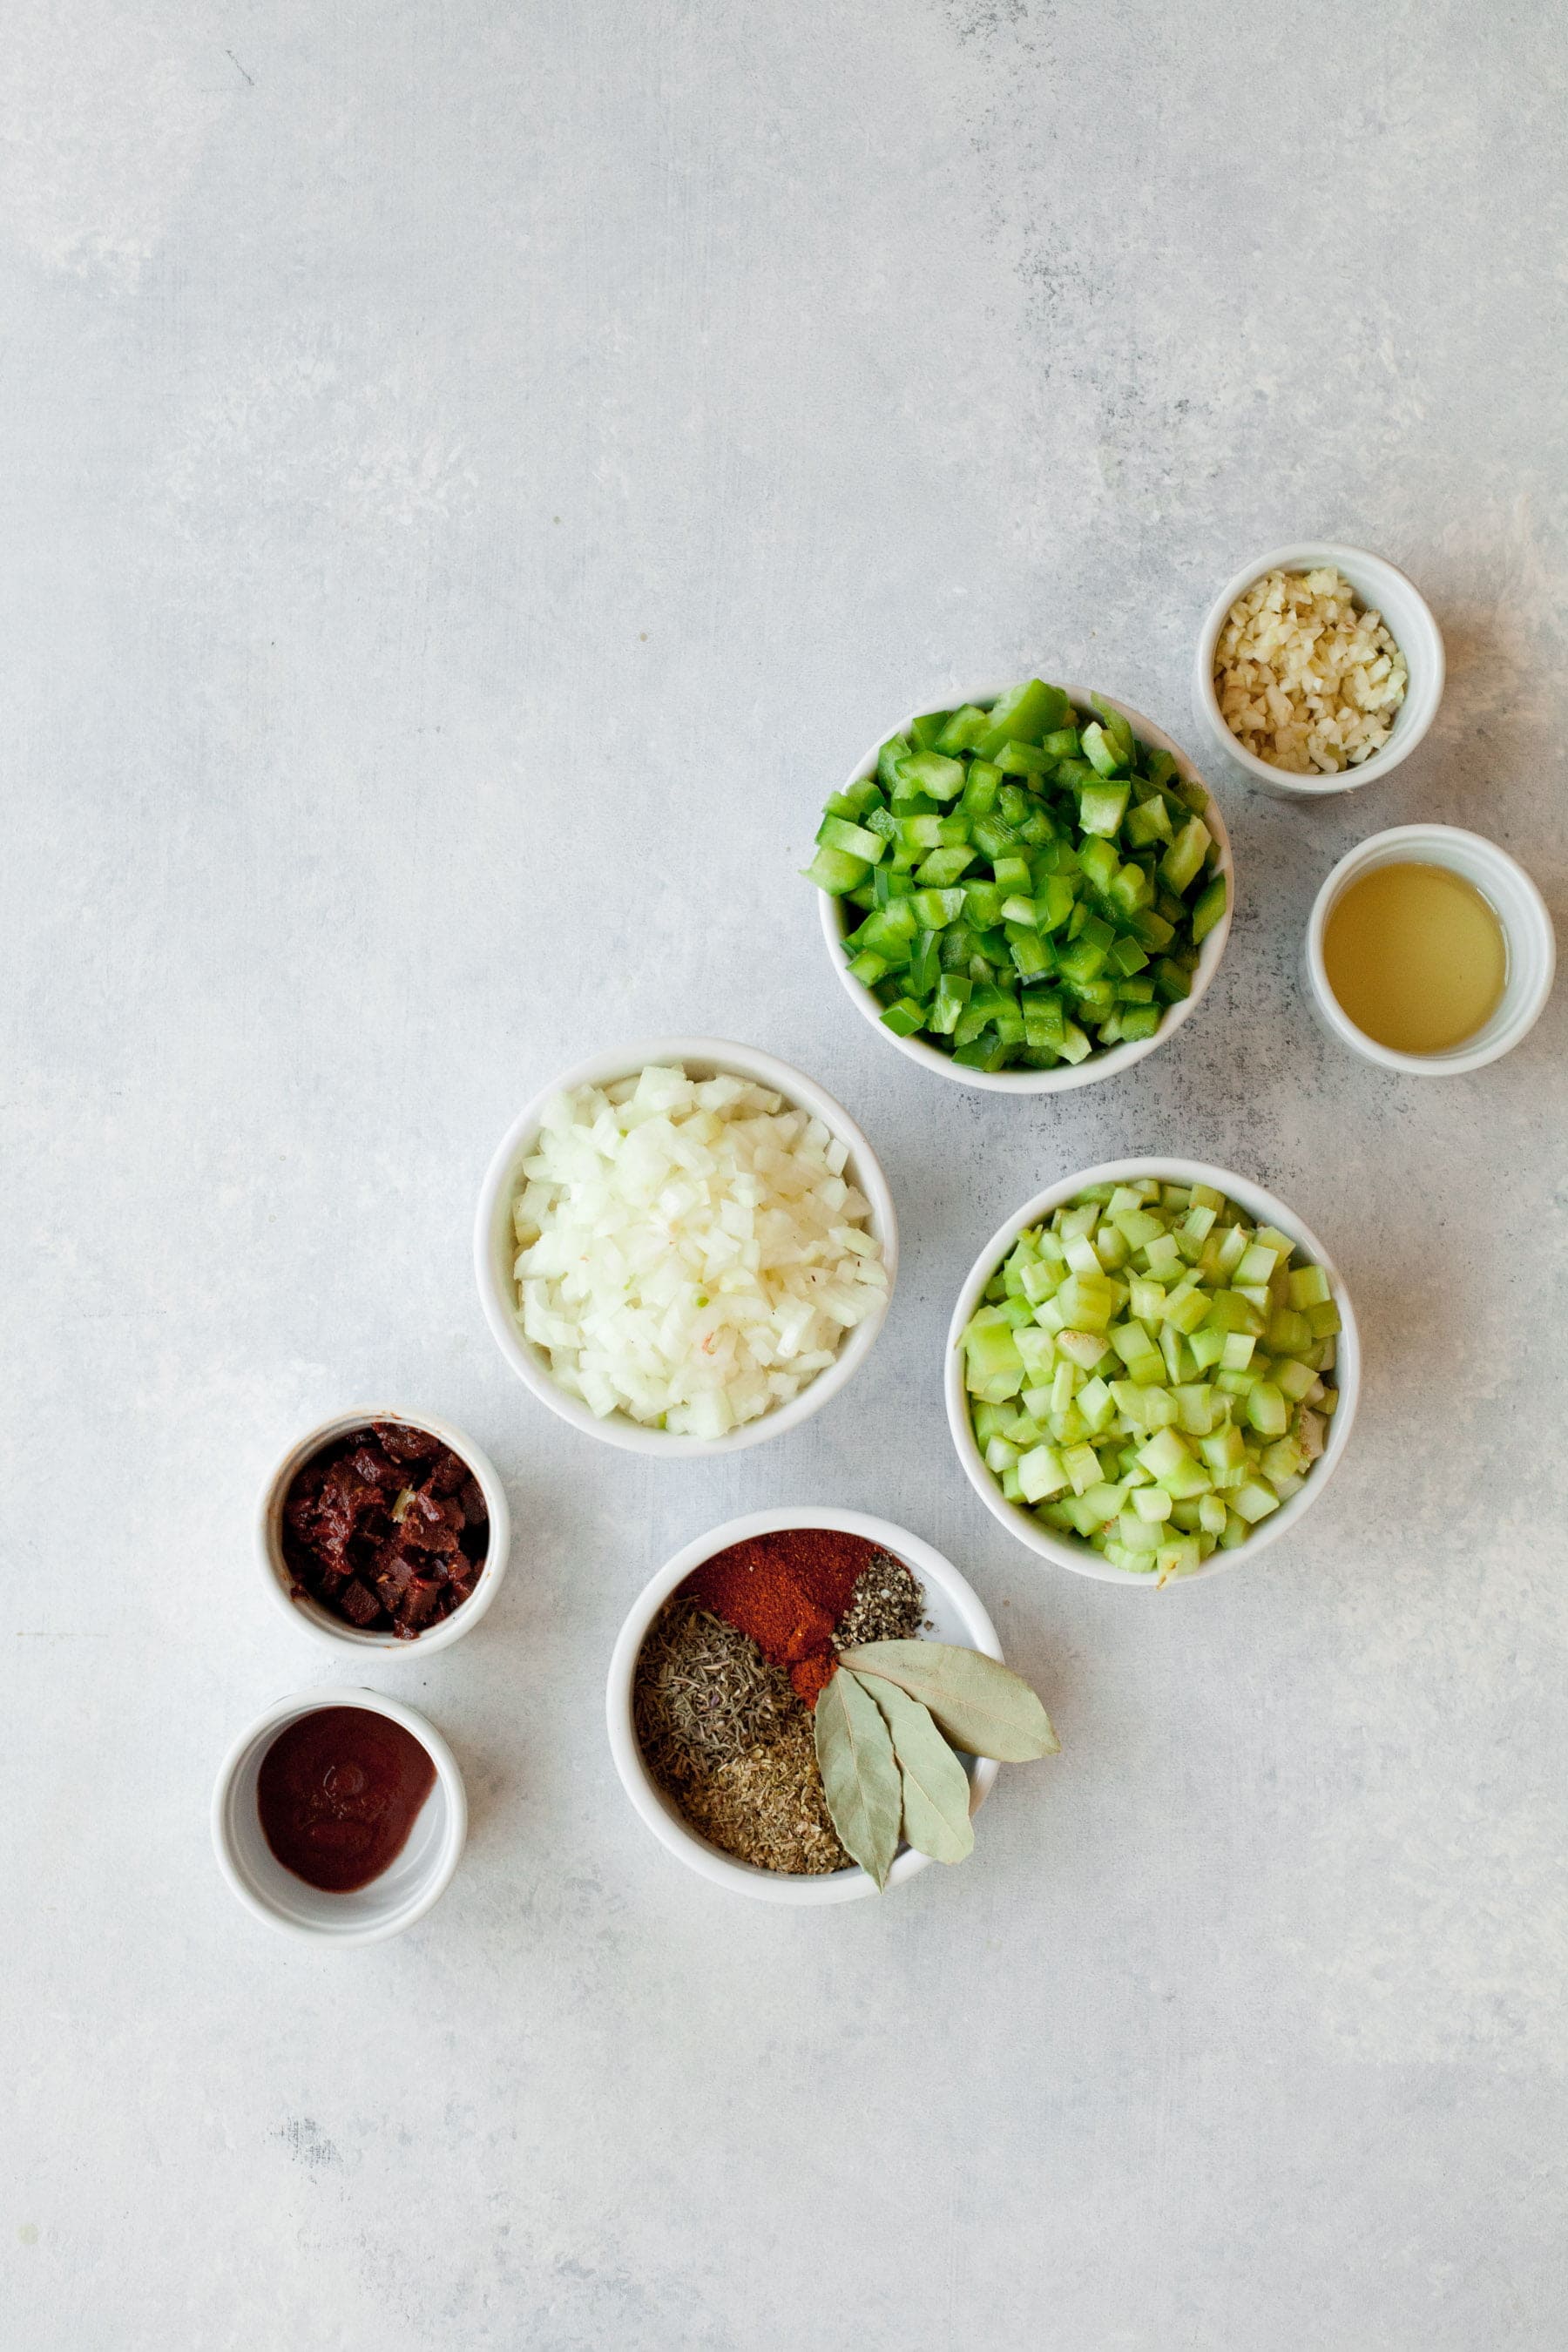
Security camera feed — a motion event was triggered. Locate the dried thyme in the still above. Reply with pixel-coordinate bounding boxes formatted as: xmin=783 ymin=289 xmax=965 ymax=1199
xmin=633 ymin=1598 xmax=851 ymax=1873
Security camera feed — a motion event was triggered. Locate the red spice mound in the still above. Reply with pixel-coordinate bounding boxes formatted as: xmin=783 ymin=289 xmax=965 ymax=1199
xmin=680 ymin=1528 xmax=882 ymax=1707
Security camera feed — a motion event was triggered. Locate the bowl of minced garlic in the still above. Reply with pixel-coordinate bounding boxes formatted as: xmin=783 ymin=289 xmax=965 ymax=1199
xmin=1193 ymin=541 xmax=1443 ymax=798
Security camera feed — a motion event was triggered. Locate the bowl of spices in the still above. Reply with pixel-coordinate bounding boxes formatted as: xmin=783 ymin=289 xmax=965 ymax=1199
xmin=1194 ymin=544 xmax=1443 ymax=798
xmin=1305 ymin=823 xmax=1555 ymax=1075
xmin=211 ymin=1687 xmax=467 ymax=1943
xmin=607 ymin=1509 xmax=1022 ymax=1904
xmin=257 ymin=1409 xmax=510 ymax=1652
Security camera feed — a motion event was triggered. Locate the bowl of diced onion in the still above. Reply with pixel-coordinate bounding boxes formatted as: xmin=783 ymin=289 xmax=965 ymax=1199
xmin=475 ymin=1039 xmax=898 ymax=1456
xmin=944 ymin=1159 xmax=1359 ymax=1584
xmin=814 ymin=683 xmax=1233 ymax=1094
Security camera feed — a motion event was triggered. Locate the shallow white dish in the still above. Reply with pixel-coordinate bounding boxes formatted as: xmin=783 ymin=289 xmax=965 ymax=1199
xmin=475 ymin=1039 xmax=898 ymax=1456
xmin=1193 ymin=542 xmax=1444 ymax=800
xmin=816 ymin=684 xmax=1233 ymax=1094
xmin=945 ymin=1158 xmax=1360 ymax=1585
xmin=1304 ymin=823 xmax=1555 ymax=1076
xmin=211 ymin=1686 xmax=467 ymax=1943
xmin=256 ymin=1407 xmax=510 ymax=1655
xmin=606 ymin=1508 xmax=1003 ymax=1903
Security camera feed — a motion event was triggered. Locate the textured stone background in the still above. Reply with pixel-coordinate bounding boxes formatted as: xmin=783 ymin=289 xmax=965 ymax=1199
xmin=4 ymin=3 xmax=1566 ymax=2346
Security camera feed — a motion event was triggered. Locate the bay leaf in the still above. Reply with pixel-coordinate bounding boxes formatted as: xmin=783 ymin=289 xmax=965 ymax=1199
xmin=853 ymin=1671 xmax=974 ymax=1865
xmin=838 ymin=1642 xmax=1059 ymax=1761
xmin=813 ymin=1665 xmax=902 ymax=1890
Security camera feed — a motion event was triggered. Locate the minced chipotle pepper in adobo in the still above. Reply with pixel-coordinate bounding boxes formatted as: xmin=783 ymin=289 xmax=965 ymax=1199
xmin=282 ymin=1422 xmax=488 ymax=1638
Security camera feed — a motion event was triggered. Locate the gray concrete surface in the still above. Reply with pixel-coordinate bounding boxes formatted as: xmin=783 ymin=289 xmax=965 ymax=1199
xmin=4 ymin=3 xmax=1566 ymax=2345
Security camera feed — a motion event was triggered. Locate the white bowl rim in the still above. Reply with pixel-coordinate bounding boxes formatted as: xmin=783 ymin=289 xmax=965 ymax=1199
xmin=255 ymin=1407 xmax=511 ymax=1654
xmin=1303 ymin=821 xmax=1556 ymax=1075
xmin=473 ymin=1038 xmax=899 ymax=1456
xmin=605 ymin=1507 xmax=1004 ymax=1903
xmin=210 ymin=1684 xmax=468 ymax=1943
xmin=816 ymin=681 xmax=1233 ymax=1094
xmin=944 ymin=1157 xmax=1361 ymax=1585
xmin=1193 ymin=541 xmax=1445 ymax=794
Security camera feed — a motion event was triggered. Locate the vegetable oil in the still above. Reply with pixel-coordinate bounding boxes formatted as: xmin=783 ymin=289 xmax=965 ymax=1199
xmin=1322 ymin=862 xmax=1505 ymax=1054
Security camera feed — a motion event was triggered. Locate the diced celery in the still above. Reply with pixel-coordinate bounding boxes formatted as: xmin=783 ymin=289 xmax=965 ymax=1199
xmin=1245 ymin=1381 xmax=1288 ymax=1438
xmin=964 ymin=1179 xmax=1340 ymax=1570
xmin=1173 ymin=1382 xmax=1215 ymax=1436
xmin=1288 ymin=1264 xmax=1332 ymax=1310
xmin=1138 ymin=1427 xmax=1192 ymax=1484
xmin=1062 ymin=1442 xmax=1102 ymax=1496
xmin=1155 ymin=1538 xmax=1201 ymax=1582
xmin=1017 ymin=1443 xmax=1070 ymax=1504
xmin=1078 ymin=1375 xmax=1115 ymax=1433
xmin=1116 ymin=1512 xmax=1162 ymax=1556
xmin=1231 ymin=1479 xmax=1281 ymax=1525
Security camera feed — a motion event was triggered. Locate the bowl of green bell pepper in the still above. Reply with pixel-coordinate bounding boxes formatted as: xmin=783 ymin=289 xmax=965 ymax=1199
xmin=810 ymin=681 xmax=1233 ymax=1092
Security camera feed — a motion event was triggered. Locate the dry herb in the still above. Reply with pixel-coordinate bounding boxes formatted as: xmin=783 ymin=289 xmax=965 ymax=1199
xmin=831 ymin=1552 xmax=928 ymax=1652
xmin=814 ymin=1643 xmax=1058 ymax=1891
xmin=633 ymin=1598 xmax=849 ymax=1874
xmin=837 ymin=1641 xmax=1058 ymax=1761
xmin=634 ymin=1599 xmax=800 ymax=1780
xmin=813 ymin=1666 xmax=903 ymax=1889
xmin=857 ymin=1670 xmax=974 ymax=1864
xmin=677 ymin=1720 xmax=848 ymax=1876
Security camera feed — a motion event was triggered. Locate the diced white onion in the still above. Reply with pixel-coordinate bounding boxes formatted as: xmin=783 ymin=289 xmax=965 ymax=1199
xmin=512 ymin=1064 xmax=886 ymax=1434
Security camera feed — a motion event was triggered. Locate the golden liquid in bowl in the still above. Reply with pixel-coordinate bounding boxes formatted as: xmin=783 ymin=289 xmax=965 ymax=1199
xmin=1322 ymin=862 xmax=1506 ymax=1054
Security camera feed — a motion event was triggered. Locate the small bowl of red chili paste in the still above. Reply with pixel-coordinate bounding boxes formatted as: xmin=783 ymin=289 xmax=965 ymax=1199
xmin=256 ymin=1409 xmax=510 ymax=1653
xmin=607 ymin=1510 xmax=1004 ymax=1905
xmin=212 ymin=1686 xmax=467 ymax=1943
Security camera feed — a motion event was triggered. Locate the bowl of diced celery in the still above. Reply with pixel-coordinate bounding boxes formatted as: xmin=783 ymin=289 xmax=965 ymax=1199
xmin=945 ymin=1159 xmax=1359 ymax=1583
xmin=810 ymin=682 xmax=1232 ymax=1092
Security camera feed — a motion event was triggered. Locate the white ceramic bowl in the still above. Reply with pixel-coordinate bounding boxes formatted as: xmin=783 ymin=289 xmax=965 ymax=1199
xmin=945 ymin=1158 xmax=1360 ymax=1585
xmin=1305 ymin=823 xmax=1556 ymax=1076
xmin=606 ymin=1508 xmax=1003 ymax=1903
xmin=475 ymin=1039 xmax=898 ymax=1456
xmin=817 ymin=684 xmax=1233 ymax=1094
xmin=1193 ymin=542 xmax=1444 ymax=800
xmin=256 ymin=1408 xmax=510 ymax=1654
xmin=211 ymin=1686 xmax=467 ymax=1943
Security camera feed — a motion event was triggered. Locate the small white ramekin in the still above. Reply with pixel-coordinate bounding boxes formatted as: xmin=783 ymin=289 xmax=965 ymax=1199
xmin=1193 ymin=543 xmax=1444 ymax=800
xmin=1304 ymin=823 xmax=1555 ymax=1076
xmin=945 ymin=1159 xmax=1360 ymax=1586
xmin=475 ymin=1040 xmax=898 ymax=1457
xmin=256 ymin=1409 xmax=510 ymax=1655
xmin=606 ymin=1509 xmax=1003 ymax=1903
xmin=817 ymin=685 xmax=1233 ymax=1094
xmin=211 ymin=1686 xmax=467 ymax=1943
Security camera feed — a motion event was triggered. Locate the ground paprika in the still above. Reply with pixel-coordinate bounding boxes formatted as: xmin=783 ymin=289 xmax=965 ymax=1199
xmin=680 ymin=1528 xmax=883 ymax=1706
